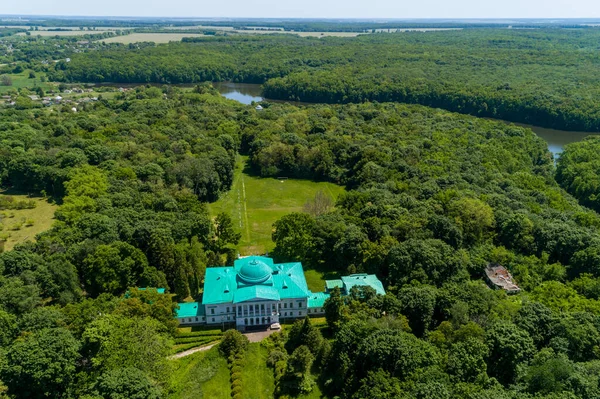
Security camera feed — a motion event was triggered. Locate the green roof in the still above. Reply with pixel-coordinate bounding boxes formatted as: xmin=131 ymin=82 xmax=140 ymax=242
xmin=234 ymin=285 xmax=280 ymax=303
xmin=175 ymin=302 xmax=205 ymax=318
xmin=325 ymin=279 xmax=343 ymax=290
xmin=138 ymin=287 xmax=166 ymax=294
xmin=341 ymin=274 xmax=385 ymax=295
xmin=202 ymin=256 xmax=311 ymax=305
xmin=308 ymin=292 xmax=330 ymax=308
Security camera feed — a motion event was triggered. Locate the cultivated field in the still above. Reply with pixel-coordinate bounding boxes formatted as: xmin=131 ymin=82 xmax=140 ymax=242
xmin=209 ymin=157 xmax=345 ymax=256
xmin=99 ymin=33 xmax=207 ymax=44
xmin=0 ymin=194 xmax=57 ymax=252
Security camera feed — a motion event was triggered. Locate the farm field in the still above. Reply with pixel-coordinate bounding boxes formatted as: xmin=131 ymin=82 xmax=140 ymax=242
xmin=209 ymin=156 xmax=345 ymax=255
xmin=0 ymin=70 xmax=52 ymax=94
xmin=0 ymin=194 xmax=57 ymax=252
xmin=99 ymin=33 xmax=207 ymax=44
xmin=168 ymin=347 xmax=231 ymax=399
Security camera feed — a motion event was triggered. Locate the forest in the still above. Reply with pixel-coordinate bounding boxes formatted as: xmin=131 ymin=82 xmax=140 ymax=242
xmin=51 ymin=28 xmax=600 ymax=131
xmin=1 ymin=77 xmax=600 ymax=398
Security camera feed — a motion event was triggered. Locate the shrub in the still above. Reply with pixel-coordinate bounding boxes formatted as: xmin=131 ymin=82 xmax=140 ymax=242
xmin=231 ymin=372 xmax=241 ymax=381
xmin=25 ymin=219 xmax=34 ymax=227
xmin=219 ymin=329 xmax=248 ymax=358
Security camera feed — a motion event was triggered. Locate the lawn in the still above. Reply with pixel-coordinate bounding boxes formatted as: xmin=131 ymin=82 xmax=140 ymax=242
xmin=240 ymin=343 xmax=275 ymax=399
xmin=0 ymin=70 xmax=52 ymax=94
xmin=0 ymin=194 xmax=57 ymax=251
xmin=304 ymin=269 xmax=329 ymax=293
xmin=168 ymin=347 xmax=231 ymax=399
xmin=209 ymin=156 xmax=345 ymax=255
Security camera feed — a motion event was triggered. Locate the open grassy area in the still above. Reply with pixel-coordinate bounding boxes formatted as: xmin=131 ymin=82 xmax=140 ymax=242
xmin=209 ymin=156 xmax=345 ymax=255
xmin=99 ymin=33 xmax=207 ymax=44
xmin=240 ymin=344 xmax=275 ymax=399
xmin=304 ymin=269 xmax=328 ymax=293
xmin=168 ymin=347 xmax=231 ymax=399
xmin=0 ymin=70 xmax=52 ymax=94
xmin=0 ymin=194 xmax=57 ymax=251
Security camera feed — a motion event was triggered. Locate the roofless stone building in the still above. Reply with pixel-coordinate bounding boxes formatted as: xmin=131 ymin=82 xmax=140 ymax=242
xmin=175 ymin=256 xmax=385 ymax=331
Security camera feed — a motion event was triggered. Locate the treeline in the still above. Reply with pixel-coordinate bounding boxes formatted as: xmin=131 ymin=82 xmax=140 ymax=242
xmin=0 ymin=28 xmax=26 ymax=37
xmin=556 ymin=136 xmax=600 ymax=212
xmin=54 ymin=29 xmax=600 ymax=131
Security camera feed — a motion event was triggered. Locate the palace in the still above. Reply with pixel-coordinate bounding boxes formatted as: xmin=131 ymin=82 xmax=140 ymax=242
xmin=175 ymin=256 xmax=384 ymax=331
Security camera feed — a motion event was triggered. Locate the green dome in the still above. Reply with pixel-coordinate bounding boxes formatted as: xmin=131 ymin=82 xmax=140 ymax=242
xmin=238 ymin=259 xmax=272 ymax=284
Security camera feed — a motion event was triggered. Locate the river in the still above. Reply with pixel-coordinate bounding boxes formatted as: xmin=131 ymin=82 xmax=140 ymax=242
xmin=213 ymin=82 xmax=596 ymax=158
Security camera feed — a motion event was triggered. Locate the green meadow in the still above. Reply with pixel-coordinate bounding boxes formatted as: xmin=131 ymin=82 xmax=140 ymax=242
xmin=0 ymin=70 xmax=52 ymax=94
xmin=0 ymin=193 xmax=57 ymax=252
xmin=168 ymin=347 xmax=231 ymax=399
xmin=209 ymin=156 xmax=345 ymax=256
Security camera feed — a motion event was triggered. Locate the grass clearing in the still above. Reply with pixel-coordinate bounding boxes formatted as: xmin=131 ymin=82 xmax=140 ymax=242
xmin=209 ymin=156 xmax=345 ymax=255
xmin=304 ymin=269 xmax=328 ymax=293
xmin=0 ymin=194 xmax=57 ymax=251
xmin=99 ymin=33 xmax=207 ymax=44
xmin=168 ymin=346 xmax=231 ymax=399
xmin=240 ymin=343 xmax=275 ymax=399
xmin=0 ymin=70 xmax=52 ymax=94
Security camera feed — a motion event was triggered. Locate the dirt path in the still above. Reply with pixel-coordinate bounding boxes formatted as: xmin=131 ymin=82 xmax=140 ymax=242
xmin=169 ymin=342 xmax=218 ymax=360
xmin=170 ymin=329 xmax=278 ymax=359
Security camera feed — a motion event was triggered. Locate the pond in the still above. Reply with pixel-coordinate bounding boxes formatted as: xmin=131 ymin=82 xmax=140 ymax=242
xmin=213 ymin=82 xmax=597 ymax=158
xmin=213 ymin=82 xmax=263 ymax=104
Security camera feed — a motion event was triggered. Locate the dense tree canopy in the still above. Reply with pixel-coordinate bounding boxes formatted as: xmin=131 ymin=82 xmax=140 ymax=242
xmin=54 ymin=29 xmax=600 ymax=131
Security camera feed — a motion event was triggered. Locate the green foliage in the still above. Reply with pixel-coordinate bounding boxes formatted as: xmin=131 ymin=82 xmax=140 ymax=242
xmin=59 ymin=30 xmax=600 ymax=131
xmin=219 ymin=329 xmax=249 ymax=358
xmin=82 ymin=314 xmax=172 ymax=386
xmin=324 ymin=286 xmax=346 ymax=332
xmin=93 ymin=367 xmax=161 ymax=399
xmin=485 ymin=321 xmax=536 ymax=385
xmin=1 ymin=328 xmax=80 ymax=398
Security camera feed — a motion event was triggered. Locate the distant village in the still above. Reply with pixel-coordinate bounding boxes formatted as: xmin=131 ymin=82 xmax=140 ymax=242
xmin=1 ymin=86 xmax=100 ymax=111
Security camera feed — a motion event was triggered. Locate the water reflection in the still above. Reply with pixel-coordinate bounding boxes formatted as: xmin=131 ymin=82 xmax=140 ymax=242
xmin=212 ymin=82 xmax=263 ymax=104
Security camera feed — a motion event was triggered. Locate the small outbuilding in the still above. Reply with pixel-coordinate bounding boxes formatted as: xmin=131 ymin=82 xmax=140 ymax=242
xmin=484 ymin=264 xmax=520 ymax=294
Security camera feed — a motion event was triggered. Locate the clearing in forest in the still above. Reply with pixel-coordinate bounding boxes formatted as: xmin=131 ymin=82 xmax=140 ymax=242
xmin=0 ymin=193 xmax=57 ymax=252
xmin=0 ymin=70 xmax=52 ymax=94
xmin=209 ymin=156 xmax=345 ymax=256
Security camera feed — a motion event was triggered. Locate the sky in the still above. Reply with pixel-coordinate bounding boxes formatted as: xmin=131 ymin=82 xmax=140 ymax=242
xmin=1 ymin=0 xmax=598 ymax=19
